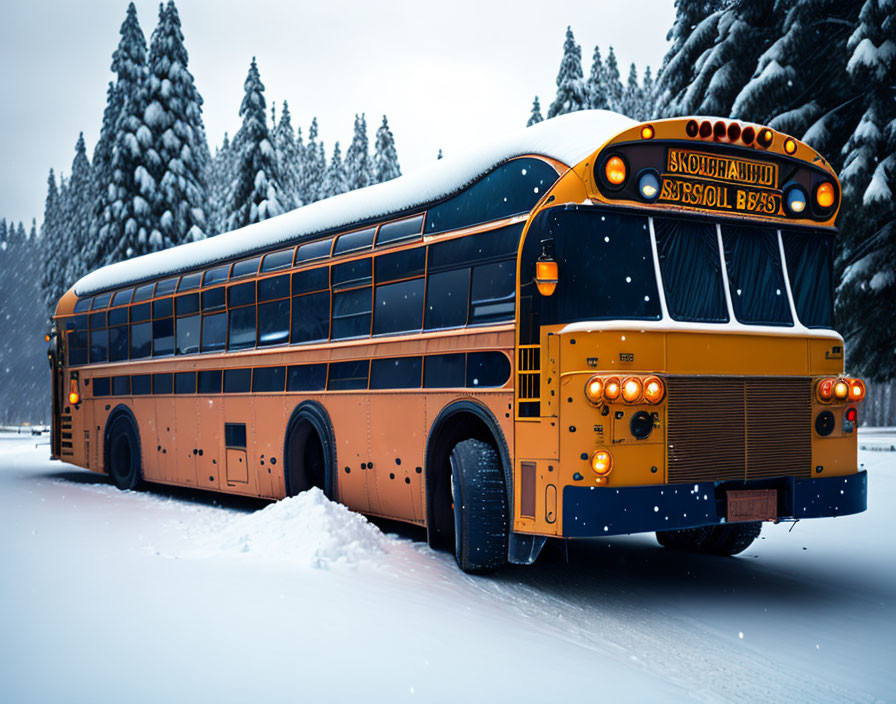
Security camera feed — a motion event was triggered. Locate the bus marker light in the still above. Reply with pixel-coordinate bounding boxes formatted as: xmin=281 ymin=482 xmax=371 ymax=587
xmin=741 ymin=126 xmax=756 ymax=144
xmin=833 ymin=379 xmax=849 ymax=401
xmin=591 ymin=450 xmax=613 ymax=476
xmin=535 ymin=259 xmax=559 ymax=296
xmin=685 ymin=120 xmax=699 ymax=138
xmin=603 ymin=377 xmax=621 ymax=402
xmin=784 ymin=137 xmax=797 ymax=154
xmin=785 ymin=185 xmax=807 ymax=214
xmin=585 ymin=376 xmax=604 ymax=405
xmin=44 ymin=334 xmax=51 ymax=343
xmin=643 ymin=376 xmax=665 ymax=404
xmin=727 ymin=122 xmax=741 ymax=142
xmin=816 ymin=182 xmax=835 ymax=209
xmin=699 ymin=121 xmax=712 ymax=138
xmin=758 ymin=128 xmax=774 ymax=148
xmin=713 ymin=121 xmax=726 ymax=140
xmin=622 ymin=377 xmax=643 ymax=403
xmin=68 ymin=378 xmax=80 ymax=406
xmin=638 ymin=170 xmax=660 ymax=201
xmin=605 ymin=156 xmax=627 ymax=186
xmin=816 ymin=378 xmax=834 ymax=402
xmin=641 ymin=125 xmax=654 ymax=139
xmin=848 ymin=378 xmax=866 ymax=402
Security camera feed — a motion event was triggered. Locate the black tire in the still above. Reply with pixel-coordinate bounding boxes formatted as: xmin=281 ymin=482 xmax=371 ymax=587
xmin=106 ymin=414 xmax=141 ymax=491
xmin=283 ymin=403 xmax=335 ymax=499
xmin=656 ymin=522 xmax=761 ymax=556
xmin=449 ymin=439 xmax=508 ymax=573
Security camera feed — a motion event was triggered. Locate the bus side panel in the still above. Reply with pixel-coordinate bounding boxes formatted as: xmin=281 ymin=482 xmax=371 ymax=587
xmin=133 ymin=397 xmax=160 ymax=482
xmin=251 ymin=395 xmax=285 ymax=499
xmin=155 ymin=397 xmax=177 ymax=483
xmin=368 ymin=392 xmax=426 ymax=524
xmin=196 ymin=396 xmax=223 ymax=492
xmin=173 ymin=397 xmax=199 ymax=487
xmin=326 ymin=395 xmax=371 ymax=513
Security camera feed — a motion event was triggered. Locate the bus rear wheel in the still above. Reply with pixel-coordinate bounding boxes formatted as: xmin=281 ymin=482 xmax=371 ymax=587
xmin=106 ymin=415 xmax=142 ymax=491
xmin=284 ymin=412 xmax=331 ymax=498
xmin=449 ymin=439 xmax=508 ymax=573
xmin=656 ymin=522 xmax=761 ymax=556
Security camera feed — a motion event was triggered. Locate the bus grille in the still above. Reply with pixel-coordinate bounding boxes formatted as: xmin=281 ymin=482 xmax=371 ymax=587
xmin=666 ymin=376 xmax=812 ymax=483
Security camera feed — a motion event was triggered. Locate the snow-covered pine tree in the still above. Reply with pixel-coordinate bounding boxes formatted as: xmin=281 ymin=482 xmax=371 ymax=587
xmin=527 ymin=96 xmax=544 ymax=127
xmin=40 ymin=170 xmax=64 ymax=313
xmin=322 ymin=142 xmax=348 ymax=198
xmin=548 ymin=27 xmax=586 ymax=118
xmin=0 ymin=219 xmax=6 ymax=249
xmin=274 ymin=101 xmax=301 ymax=209
xmin=603 ymin=46 xmax=625 ymax=114
xmin=144 ymin=0 xmax=210 ymax=249
xmin=836 ymin=0 xmax=896 ymax=379
xmin=206 ymin=133 xmax=232 ymax=235
xmin=100 ymin=1 xmax=152 ymax=264
xmin=730 ymin=0 xmax=862 ymax=167
xmin=295 ymin=124 xmax=306 ymax=205
xmin=621 ymin=63 xmax=642 ymax=119
xmin=586 ymin=46 xmax=608 ymax=110
xmin=304 ymin=117 xmax=325 ymax=203
xmin=373 ymin=115 xmax=401 ymax=184
xmin=654 ymin=0 xmax=725 ymax=117
xmin=226 ymin=57 xmax=284 ymax=230
xmin=641 ymin=66 xmax=655 ymax=119
xmin=89 ymin=80 xmax=121 ymax=266
xmin=345 ymin=113 xmax=373 ymax=192
xmin=63 ymin=133 xmax=93 ymax=286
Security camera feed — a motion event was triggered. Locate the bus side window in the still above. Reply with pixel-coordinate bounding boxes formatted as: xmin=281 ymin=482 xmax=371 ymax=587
xmin=424 ymin=268 xmax=470 ymax=330
xmin=89 ymin=310 xmax=108 ymax=364
xmin=228 ymin=281 xmax=257 ymax=351
xmin=152 ymin=297 xmax=174 ymax=356
xmin=291 ymin=267 xmax=330 ymax=344
xmin=469 ymin=259 xmax=515 ymax=324
xmin=332 ymin=259 xmax=372 ymax=340
xmin=258 ymin=274 xmax=290 ymax=347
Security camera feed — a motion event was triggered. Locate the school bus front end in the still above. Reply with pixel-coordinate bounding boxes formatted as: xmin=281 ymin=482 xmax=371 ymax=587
xmin=513 ymin=117 xmax=867 ymax=546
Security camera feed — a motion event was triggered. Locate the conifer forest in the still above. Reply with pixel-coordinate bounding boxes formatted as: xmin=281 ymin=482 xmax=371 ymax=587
xmin=0 ymin=0 xmax=893 ymax=423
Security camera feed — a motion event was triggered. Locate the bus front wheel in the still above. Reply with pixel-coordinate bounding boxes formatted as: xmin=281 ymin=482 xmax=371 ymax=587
xmin=656 ymin=522 xmax=761 ymax=556
xmin=449 ymin=439 xmax=509 ymax=573
xmin=106 ymin=414 xmax=142 ymax=491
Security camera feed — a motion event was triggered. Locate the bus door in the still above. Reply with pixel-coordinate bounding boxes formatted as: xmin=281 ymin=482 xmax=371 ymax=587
xmin=48 ymin=332 xmax=62 ymax=458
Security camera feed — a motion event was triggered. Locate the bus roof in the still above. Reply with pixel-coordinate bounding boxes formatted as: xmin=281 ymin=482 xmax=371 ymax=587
xmin=73 ymin=110 xmax=635 ymax=297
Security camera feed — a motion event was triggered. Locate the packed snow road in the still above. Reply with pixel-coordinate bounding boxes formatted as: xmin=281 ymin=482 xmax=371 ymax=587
xmin=1 ymin=430 xmax=893 ymax=702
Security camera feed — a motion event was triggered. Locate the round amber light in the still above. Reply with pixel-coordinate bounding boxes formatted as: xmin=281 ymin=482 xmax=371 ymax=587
xmin=816 ymin=182 xmax=835 ymax=209
xmin=848 ymin=379 xmax=866 ymax=402
xmin=69 ymin=392 xmax=80 ymax=405
xmin=622 ymin=377 xmax=643 ymax=403
xmin=643 ymin=376 xmax=665 ymax=404
xmin=605 ymin=156 xmax=627 ymax=186
xmin=784 ymin=138 xmax=797 ymax=154
xmin=833 ymin=380 xmax=849 ymax=400
xmin=603 ymin=376 xmax=622 ymax=402
xmin=591 ymin=450 xmax=613 ymax=476
xmin=641 ymin=125 xmax=654 ymax=139
xmin=585 ymin=376 xmax=604 ymax=405
xmin=817 ymin=378 xmax=834 ymax=402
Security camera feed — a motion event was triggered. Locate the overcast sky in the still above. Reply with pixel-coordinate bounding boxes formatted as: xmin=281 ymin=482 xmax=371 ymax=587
xmin=0 ymin=0 xmax=676 ymax=229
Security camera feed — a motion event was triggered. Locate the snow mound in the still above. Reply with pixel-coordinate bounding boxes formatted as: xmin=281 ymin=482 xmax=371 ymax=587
xmin=200 ymin=488 xmax=390 ymax=568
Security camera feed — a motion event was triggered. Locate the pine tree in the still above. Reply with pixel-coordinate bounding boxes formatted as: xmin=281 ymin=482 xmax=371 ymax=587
xmin=226 ymin=57 xmax=284 ymax=230
xmin=603 ymin=46 xmax=625 ymax=113
xmin=304 ymin=117 xmax=325 ymax=203
xmin=64 ymin=133 xmax=93 ymax=286
xmin=837 ymin=0 xmax=896 ymax=379
xmin=641 ymin=66 xmax=655 ymax=118
xmin=274 ymin=101 xmax=301 ymax=209
xmin=548 ymin=27 xmax=587 ymax=118
xmin=0 ymin=219 xmax=6 ymax=249
xmin=89 ymin=80 xmax=121 ymax=266
xmin=144 ymin=0 xmax=210 ymax=249
xmin=373 ymin=115 xmax=401 ymax=184
xmin=345 ymin=113 xmax=373 ymax=191
xmin=322 ymin=142 xmax=348 ymax=197
xmin=100 ymin=1 xmax=151 ymax=264
xmin=586 ymin=46 xmax=608 ymax=110
xmin=40 ymin=170 xmax=64 ymax=313
xmin=621 ymin=63 xmax=642 ymax=119
xmin=654 ymin=1 xmax=725 ymax=117
xmin=527 ymin=96 xmax=544 ymax=126
xmin=295 ymin=124 xmax=306 ymax=205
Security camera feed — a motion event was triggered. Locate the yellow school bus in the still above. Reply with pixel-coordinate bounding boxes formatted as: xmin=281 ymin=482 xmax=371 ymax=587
xmin=48 ymin=110 xmax=866 ymax=573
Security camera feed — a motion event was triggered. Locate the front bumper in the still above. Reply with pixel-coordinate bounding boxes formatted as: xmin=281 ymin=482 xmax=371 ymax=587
xmin=562 ymin=470 xmax=867 ymax=538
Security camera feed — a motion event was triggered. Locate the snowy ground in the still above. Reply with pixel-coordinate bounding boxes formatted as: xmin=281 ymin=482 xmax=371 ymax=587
xmin=0 ymin=431 xmax=893 ymax=703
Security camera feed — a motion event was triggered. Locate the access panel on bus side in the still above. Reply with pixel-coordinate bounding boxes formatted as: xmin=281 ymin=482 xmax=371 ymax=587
xmin=251 ymin=395 xmax=291 ymax=498
xmin=368 ymin=392 xmax=426 ymax=523
xmin=173 ymin=397 xmax=199 ymax=487
xmin=195 ymin=396 xmax=223 ymax=491
xmin=154 ymin=396 xmax=177 ymax=483
xmin=222 ymin=396 xmax=260 ymax=496
xmin=326 ymin=395 xmax=371 ymax=514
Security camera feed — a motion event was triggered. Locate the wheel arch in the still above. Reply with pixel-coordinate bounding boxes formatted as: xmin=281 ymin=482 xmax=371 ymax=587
xmin=283 ymin=400 xmax=337 ymax=499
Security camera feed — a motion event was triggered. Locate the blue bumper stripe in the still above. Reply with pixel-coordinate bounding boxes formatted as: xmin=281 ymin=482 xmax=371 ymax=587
xmin=562 ymin=470 xmax=867 ymax=538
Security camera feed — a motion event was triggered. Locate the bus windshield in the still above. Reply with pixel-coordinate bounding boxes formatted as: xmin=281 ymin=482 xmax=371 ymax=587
xmin=520 ymin=206 xmax=835 ymax=341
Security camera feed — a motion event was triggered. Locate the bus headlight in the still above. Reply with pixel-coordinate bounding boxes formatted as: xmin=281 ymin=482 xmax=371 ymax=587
xmin=815 ymin=181 xmax=836 ymax=209
xmin=603 ymin=376 xmax=622 ymax=402
xmin=603 ymin=155 xmax=627 ymax=187
xmin=622 ymin=377 xmax=643 ymax=403
xmin=643 ymin=376 xmax=665 ymax=404
xmin=785 ymin=185 xmax=808 ymax=215
xmin=638 ymin=170 xmax=660 ymax=202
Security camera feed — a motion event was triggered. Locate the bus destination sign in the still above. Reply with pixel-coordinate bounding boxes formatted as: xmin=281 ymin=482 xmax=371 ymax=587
xmin=659 ymin=148 xmax=781 ymax=215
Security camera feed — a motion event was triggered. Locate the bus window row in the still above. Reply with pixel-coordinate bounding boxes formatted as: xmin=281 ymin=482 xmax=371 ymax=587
xmin=65 ymin=224 xmax=522 ymax=367
xmin=72 ymin=156 xmax=560 ymax=316
xmin=88 ymin=351 xmax=511 ymax=397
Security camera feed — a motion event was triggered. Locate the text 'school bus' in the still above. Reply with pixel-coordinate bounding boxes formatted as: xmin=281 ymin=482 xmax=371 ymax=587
xmin=48 ymin=111 xmax=867 ymax=573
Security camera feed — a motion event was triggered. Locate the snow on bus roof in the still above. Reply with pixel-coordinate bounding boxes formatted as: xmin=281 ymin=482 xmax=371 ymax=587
xmin=74 ymin=110 xmax=635 ymax=296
